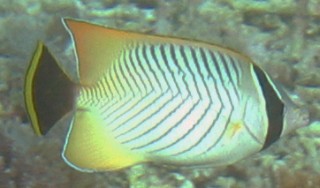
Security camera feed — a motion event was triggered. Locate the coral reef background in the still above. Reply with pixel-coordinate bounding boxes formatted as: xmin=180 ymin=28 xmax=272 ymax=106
xmin=0 ymin=0 xmax=320 ymax=187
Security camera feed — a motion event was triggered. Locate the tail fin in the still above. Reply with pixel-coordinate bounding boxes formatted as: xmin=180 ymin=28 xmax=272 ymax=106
xmin=24 ymin=42 xmax=76 ymax=135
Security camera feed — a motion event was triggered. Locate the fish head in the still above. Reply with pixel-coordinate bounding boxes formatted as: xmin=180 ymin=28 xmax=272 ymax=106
xmin=282 ymin=104 xmax=309 ymax=136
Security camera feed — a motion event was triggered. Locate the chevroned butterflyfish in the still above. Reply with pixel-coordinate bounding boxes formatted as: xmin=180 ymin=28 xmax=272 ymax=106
xmin=24 ymin=18 xmax=309 ymax=172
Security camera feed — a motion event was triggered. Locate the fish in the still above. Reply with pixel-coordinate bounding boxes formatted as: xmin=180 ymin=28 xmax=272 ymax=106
xmin=24 ymin=18 xmax=309 ymax=172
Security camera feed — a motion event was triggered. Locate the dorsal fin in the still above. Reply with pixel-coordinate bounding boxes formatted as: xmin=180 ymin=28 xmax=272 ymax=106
xmin=62 ymin=19 xmax=254 ymax=85
xmin=63 ymin=19 xmax=142 ymax=85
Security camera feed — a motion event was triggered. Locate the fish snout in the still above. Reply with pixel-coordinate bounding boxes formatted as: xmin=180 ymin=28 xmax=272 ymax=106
xmin=282 ymin=106 xmax=309 ymax=136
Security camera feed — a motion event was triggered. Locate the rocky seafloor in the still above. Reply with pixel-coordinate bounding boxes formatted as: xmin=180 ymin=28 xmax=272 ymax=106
xmin=0 ymin=0 xmax=320 ymax=187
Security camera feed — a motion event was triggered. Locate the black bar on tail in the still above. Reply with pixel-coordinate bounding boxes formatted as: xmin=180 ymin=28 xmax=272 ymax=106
xmin=252 ymin=64 xmax=284 ymax=150
xmin=26 ymin=44 xmax=75 ymax=135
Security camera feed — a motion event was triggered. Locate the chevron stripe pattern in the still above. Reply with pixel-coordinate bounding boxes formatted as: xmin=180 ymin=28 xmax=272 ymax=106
xmin=76 ymin=42 xmax=279 ymax=165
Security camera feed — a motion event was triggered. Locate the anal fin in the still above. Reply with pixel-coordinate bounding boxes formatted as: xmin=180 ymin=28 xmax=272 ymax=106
xmin=62 ymin=110 xmax=145 ymax=171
